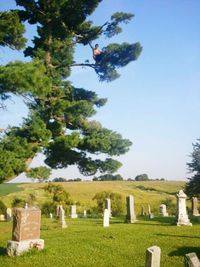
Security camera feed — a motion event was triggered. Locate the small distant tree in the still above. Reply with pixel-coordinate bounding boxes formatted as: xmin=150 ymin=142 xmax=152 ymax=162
xmin=52 ymin=177 xmax=67 ymax=182
xmin=26 ymin=193 xmax=37 ymax=206
xmin=26 ymin=166 xmax=51 ymax=182
xmin=93 ymin=173 xmax=123 ymax=181
xmin=135 ymin=174 xmax=149 ymax=181
xmin=93 ymin=191 xmax=124 ymax=216
xmin=185 ymin=139 xmax=200 ymax=197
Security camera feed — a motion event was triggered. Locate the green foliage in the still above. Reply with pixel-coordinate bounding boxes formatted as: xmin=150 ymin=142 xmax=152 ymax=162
xmin=0 ymin=200 xmax=7 ymax=214
xmin=185 ymin=139 xmax=200 ymax=197
xmin=26 ymin=166 xmax=51 ymax=182
xmin=26 ymin=193 xmax=37 ymax=206
xmin=135 ymin=174 xmax=149 ymax=181
xmin=93 ymin=191 xmax=124 ymax=216
xmin=0 ymin=11 xmax=26 ymax=49
xmin=0 ymin=0 xmax=142 ymax=183
xmin=11 ymin=197 xmax=25 ymax=208
xmin=93 ymin=174 xmax=123 ymax=181
xmin=41 ymin=201 xmax=56 ymax=216
xmin=44 ymin=183 xmax=72 ymax=206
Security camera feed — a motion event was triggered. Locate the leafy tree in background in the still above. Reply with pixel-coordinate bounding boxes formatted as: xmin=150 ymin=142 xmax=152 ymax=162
xmin=93 ymin=173 xmax=123 ymax=181
xmin=135 ymin=173 xmax=149 ymax=181
xmin=185 ymin=139 xmax=200 ymax=197
xmin=93 ymin=190 xmax=124 ymax=216
xmin=0 ymin=0 xmax=142 ymax=183
xmin=26 ymin=166 xmax=51 ymax=182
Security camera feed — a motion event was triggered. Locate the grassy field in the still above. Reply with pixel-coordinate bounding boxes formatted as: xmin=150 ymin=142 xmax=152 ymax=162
xmin=0 ymin=184 xmax=23 ymax=197
xmin=0 ymin=216 xmax=200 ymax=267
xmin=0 ymin=180 xmax=185 ymax=215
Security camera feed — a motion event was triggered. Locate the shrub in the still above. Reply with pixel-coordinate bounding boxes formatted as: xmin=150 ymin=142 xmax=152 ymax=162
xmin=93 ymin=191 xmax=124 ymax=216
xmin=0 ymin=200 xmax=7 ymax=214
xmin=11 ymin=197 xmax=25 ymax=208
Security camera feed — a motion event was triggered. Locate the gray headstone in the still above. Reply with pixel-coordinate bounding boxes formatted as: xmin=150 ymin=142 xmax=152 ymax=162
xmin=176 ymin=190 xmax=192 ymax=226
xmin=6 ymin=208 xmax=12 ymax=221
xmin=185 ymin=253 xmax=200 ymax=267
xmin=145 ymin=245 xmax=161 ymax=267
xmin=159 ymin=204 xmax=168 ymax=217
xmin=192 ymin=197 xmax=199 ymax=216
xmin=126 ymin=195 xmax=136 ymax=223
xmin=59 ymin=208 xmax=67 ymax=228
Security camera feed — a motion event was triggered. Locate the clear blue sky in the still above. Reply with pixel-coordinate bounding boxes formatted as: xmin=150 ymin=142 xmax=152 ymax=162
xmin=1 ymin=0 xmax=200 ymax=181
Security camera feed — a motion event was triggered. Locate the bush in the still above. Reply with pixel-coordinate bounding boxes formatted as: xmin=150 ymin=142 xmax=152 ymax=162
xmin=11 ymin=197 xmax=25 ymax=208
xmin=0 ymin=200 xmax=7 ymax=214
xmin=135 ymin=174 xmax=149 ymax=181
xmin=93 ymin=191 xmax=124 ymax=216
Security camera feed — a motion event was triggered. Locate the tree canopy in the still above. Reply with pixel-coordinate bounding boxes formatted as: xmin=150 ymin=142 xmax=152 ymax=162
xmin=185 ymin=139 xmax=200 ymax=197
xmin=0 ymin=0 xmax=142 ymax=183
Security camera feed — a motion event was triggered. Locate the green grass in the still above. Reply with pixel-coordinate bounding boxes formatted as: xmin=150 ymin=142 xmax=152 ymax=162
xmin=0 ymin=184 xmax=24 ymax=197
xmin=0 ymin=216 xmax=200 ymax=267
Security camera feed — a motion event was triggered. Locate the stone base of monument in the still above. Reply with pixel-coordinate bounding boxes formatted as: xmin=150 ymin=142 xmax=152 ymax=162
xmin=7 ymin=239 xmax=44 ymax=256
xmin=177 ymin=218 xmax=192 ymax=226
xmin=160 ymin=212 xmax=169 ymax=217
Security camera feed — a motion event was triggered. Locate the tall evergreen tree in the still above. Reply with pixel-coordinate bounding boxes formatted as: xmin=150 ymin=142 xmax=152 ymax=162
xmin=0 ymin=0 xmax=142 ymax=183
xmin=185 ymin=139 xmax=200 ymax=197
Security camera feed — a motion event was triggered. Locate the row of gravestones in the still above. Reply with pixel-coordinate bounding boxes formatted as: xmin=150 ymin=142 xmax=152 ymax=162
xmin=3 ymin=190 xmax=198 ymax=258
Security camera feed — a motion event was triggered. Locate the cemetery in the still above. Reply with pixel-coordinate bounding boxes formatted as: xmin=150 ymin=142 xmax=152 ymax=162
xmin=0 ymin=180 xmax=200 ymax=267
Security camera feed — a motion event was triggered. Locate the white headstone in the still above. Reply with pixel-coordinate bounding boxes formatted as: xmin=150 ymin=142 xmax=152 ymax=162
xmin=126 ymin=195 xmax=136 ymax=223
xmin=145 ymin=245 xmax=161 ymax=267
xmin=59 ymin=208 xmax=67 ymax=228
xmin=159 ymin=204 xmax=168 ymax=217
xmin=83 ymin=210 xmax=87 ymax=218
xmin=0 ymin=214 xmax=5 ymax=221
xmin=176 ymin=190 xmax=192 ymax=226
xmin=185 ymin=252 xmax=200 ymax=267
xmin=103 ymin=209 xmax=109 ymax=227
xmin=6 ymin=208 xmax=12 ymax=221
xmin=105 ymin=198 xmax=112 ymax=218
xmin=49 ymin=213 xmax=53 ymax=219
xmin=70 ymin=205 xmax=78 ymax=218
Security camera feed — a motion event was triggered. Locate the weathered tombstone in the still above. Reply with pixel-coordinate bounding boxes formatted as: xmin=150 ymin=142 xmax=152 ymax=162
xmin=145 ymin=245 xmax=161 ymax=267
xmin=83 ymin=210 xmax=87 ymax=218
xmin=56 ymin=205 xmax=62 ymax=217
xmin=49 ymin=213 xmax=53 ymax=219
xmin=148 ymin=204 xmax=154 ymax=219
xmin=103 ymin=209 xmax=109 ymax=227
xmin=185 ymin=252 xmax=200 ymax=267
xmin=159 ymin=204 xmax=169 ymax=217
xmin=59 ymin=207 xmax=67 ymax=228
xmin=176 ymin=190 xmax=192 ymax=226
xmin=192 ymin=197 xmax=199 ymax=216
xmin=141 ymin=205 xmax=145 ymax=216
xmin=70 ymin=205 xmax=78 ymax=218
xmin=6 ymin=208 xmax=12 ymax=221
xmin=126 ymin=195 xmax=136 ymax=223
xmin=105 ymin=198 xmax=112 ymax=218
xmin=0 ymin=214 xmax=5 ymax=221
xmin=24 ymin=203 xmax=28 ymax=209
xmin=7 ymin=207 xmax=44 ymax=256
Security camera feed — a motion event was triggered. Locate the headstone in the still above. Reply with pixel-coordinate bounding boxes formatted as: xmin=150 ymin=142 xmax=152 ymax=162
xmin=49 ymin=213 xmax=53 ymax=219
xmin=185 ymin=252 xmax=200 ymax=267
xmin=148 ymin=204 xmax=151 ymax=215
xmin=149 ymin=213 xmax=154 ymax=219
xmin=176 ymin=190 xmax=192 ymax=226
xmin=145 ymin=245 xmax=161 ymax=267
xmin=24 ymin=203 xmax=28 ymax=209
xmin=0 ymin=214 xmax=5 ymax=221
xmin=105 ymin=198 xmax=112 ymax=218
xmin=103 ymin=209 xmax=109 ymax=227
xmin=83 ymin=210 xmax=87 ymax=218
xmin=6 ymin=208 xmax=12 ymax=221
xmin=192 ymin=197 xmax=199 ymax=216
xmin=70 ymin=205 xmax=78 ymax=218
xmin=159 ymin=204 xmax=169 ymax=217
xmin=56 ymin=205 xmax=62 ymax=217
xmin=7 ymin=207 xmax=44 ymax=256
xmin=141 ymin=205 xmax=145 ymax=216
xmin=59 ymin=207 xmax=67 ymax=228
xmin=126 ymin=195 xmax=136 ymax=223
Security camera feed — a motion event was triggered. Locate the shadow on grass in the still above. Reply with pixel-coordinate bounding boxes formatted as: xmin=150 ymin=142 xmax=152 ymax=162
xmin=169 ymin=246 xmax=200 ymax=257
xmin=156 ymin=233 xmax=200 ymax=239
xmin=0 ymin=247 xmax=7 ymax=256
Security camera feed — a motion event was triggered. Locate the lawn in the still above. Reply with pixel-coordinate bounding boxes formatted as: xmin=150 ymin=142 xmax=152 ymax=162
xmin=0 ymin=216 xmax=200 ymax=267
xmin=0 ymin=183 xmax=24 ymax=197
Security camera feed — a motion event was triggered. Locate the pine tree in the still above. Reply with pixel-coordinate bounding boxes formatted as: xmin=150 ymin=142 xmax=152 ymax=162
xmin=0 ymin=0 xmax=142 ymax=183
